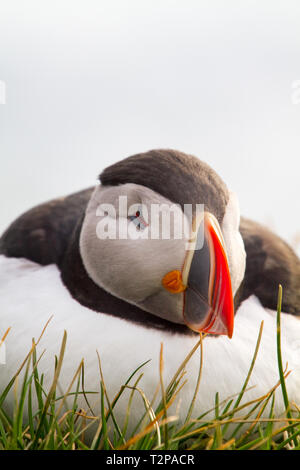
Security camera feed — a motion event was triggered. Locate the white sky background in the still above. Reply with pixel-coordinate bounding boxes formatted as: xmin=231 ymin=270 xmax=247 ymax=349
xmin=0 ymin=0 xmax=299 ymax=253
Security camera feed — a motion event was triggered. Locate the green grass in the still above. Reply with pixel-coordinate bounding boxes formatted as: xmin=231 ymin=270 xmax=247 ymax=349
xmin=0 ymin=285 xmax=300 ymax=450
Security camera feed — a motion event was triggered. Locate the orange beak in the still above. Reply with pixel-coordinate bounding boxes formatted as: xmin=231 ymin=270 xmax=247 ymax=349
xmin=181 ymin=212 xmax=234 ymax=338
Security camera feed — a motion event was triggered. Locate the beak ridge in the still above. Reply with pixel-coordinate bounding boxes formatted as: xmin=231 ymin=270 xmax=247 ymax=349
xmin=183 ymin=213 xmax=234 ymax=338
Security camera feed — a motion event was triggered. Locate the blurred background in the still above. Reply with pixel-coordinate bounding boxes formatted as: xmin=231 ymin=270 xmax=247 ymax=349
xmin=0 ymin=0 xmax=299 ymax=253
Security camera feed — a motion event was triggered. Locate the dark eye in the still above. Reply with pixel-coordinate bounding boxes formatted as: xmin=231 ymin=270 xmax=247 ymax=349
xmin=128 ymin=207 xmax=148 ymax=231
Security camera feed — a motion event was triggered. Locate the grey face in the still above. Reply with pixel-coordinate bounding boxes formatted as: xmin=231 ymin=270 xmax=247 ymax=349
xmin=80 ymin=183 xmax=190 ymax=324
xmin=79 ymin=183 xmax=246 ymax=335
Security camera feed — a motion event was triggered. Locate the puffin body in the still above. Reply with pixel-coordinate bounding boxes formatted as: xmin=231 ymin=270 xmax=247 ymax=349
xmin=0 ymin=149 xmax=300 ymax=440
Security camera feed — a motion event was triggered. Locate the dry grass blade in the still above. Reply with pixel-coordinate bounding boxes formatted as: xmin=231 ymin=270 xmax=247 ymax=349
xmin=124 ymin=384 xmax=161 ymax=446
xmin=54 ymin=359 xmax=84 ymax=419
xmin=165 ymin=335 xmax=204 ymax=398
xmin=159 ymin=343 xmax=168 ymax=448
xmin=30 ymin=329 xmax=67 ymax=448
xmin=96 ymin=350 xmax=125 ymax=445
xmin=0 ymin=327 xmax=11 ymax=347
xmin=185 ymin=332 xmax=203 ymax=423
xmin=118 ymin=415 xmax=178 ymax=450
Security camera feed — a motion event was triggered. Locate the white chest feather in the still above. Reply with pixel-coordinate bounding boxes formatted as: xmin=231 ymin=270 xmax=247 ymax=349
xmin=0 ymin=255 xmax=300 ymax=438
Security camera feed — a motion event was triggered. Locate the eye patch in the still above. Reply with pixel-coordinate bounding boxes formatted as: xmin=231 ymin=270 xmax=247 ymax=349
xmin=128 ymin=205 xmax=149 ymax=231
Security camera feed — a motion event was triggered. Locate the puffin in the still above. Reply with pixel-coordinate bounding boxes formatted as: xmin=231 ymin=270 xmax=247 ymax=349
xmin=0 ymin=149 xmax=300 ymax=441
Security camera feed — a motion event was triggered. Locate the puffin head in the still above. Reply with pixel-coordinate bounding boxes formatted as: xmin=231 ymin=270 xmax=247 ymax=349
xmin=79 ymin=150 xmax=246 ymax=338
